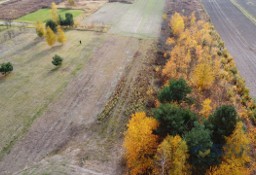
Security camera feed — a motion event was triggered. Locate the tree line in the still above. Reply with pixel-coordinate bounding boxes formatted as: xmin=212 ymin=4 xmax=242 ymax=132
xmin=123 ymin=12 xmax=255 ymax=175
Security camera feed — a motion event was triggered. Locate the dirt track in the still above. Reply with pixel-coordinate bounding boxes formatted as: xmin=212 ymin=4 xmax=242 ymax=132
xmin=201 ymin=0 xmax=256 ymax=97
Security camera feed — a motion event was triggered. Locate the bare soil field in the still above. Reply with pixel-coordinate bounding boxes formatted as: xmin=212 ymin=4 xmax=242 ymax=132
xmin=201 ymin=0 xmax=256 ymax=97
xmin=83 ymin=0 xmax=165 ymax=38
xmin=0 ymin=0 xmax=166 ymax=174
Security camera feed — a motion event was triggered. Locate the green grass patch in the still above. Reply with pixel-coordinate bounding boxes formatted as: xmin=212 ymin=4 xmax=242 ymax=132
xmin=0 ymin=25 xmax=7 ymax=32
xmin=16 ymin=8 xmax=83 ymax=23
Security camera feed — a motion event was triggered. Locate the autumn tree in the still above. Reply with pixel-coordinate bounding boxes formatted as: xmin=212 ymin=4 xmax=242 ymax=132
xmin=57 ymin=26 xmax=66 ymax=44
xmin=223 ymin=122 xmax=250 ymax=165
xmin=51 ymin=2 xmax=59 ymax=24
xmin=162 ymin=44 xmax=190 ymax=79
xmin=45 ymin=26 xmax=56 ymax=46
xmin=170 ymin=12 xmax=185 ymax=36
xmin=123 ymin=112 xmax=159 ymax=175
xmin=207 ymin=162 xmax=249 ymax=175
xmin=192 ymin=62 xmax=215 ymax=90
xmin=200 ymin=98 xmax=212 ymax=118
xmin=158 ymin=78 xmax=191 ymax=103
xmin=207 ymin=122 xmax=250 ymax=175
xmin=153 ymin=104 xmax=198 ymax=137
xmin=154 ymin=135 xmax=190 ymax=175
xmin=35 ymin=21 xmax=45 ymax=37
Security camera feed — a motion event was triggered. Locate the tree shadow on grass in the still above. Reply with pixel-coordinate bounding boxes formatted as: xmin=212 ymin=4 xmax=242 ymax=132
xmin=45 ymin=66 xmax=62 ymax=77
xmin=25 ymin=45 xmax=63 ymax=65
xmin=0 ymin=73 xmax=12 ymax=84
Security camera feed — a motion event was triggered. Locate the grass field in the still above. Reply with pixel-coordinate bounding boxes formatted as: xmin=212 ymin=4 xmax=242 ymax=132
xmin=83 ymin=0 xmax=165 ymax=38
xmin=0 ymin=25 xmax=6 ymax=32
xmin=16 ymin=8 xmax=83 ymax=22
xmin=0 ymin=30 xmax=104 ymax=158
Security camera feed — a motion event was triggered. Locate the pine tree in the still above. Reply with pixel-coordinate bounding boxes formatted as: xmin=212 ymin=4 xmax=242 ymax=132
xmin=57 ymin=26 xmax=66 ymax=44
xmin=123 ymin=112 xmax=159 ymax=175
xmin=35 ymin=21 xmax=45 ymax=37
xmin=154 ymin=135 xmax=190 ymax=175
xmin=51 ymin=2 xmax=59 ymax=24
xmin=45 ymin=26 xmax=56 ymax=46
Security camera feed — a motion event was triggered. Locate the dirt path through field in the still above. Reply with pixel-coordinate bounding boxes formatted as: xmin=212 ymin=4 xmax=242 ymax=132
xmin=201 ymin=0 xmax=256 ymax=97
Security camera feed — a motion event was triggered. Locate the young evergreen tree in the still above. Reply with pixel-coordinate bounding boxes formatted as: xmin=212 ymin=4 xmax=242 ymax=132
xmin=153 ymin=103 xmax=198 ymax=137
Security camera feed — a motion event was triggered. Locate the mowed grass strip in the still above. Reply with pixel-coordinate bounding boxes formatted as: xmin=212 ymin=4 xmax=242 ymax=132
xmin=0 ymin=30 xmax=104 ymax=158
xmin=16 ymin=8 xmax=83 ymax=22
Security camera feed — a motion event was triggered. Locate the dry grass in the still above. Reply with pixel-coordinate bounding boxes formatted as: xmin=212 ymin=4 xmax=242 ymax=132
xmin=0 ymin=30 xmax=104 ymax=157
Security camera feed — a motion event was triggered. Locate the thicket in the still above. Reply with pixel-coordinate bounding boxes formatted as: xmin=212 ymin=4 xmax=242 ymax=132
xmin=35 ymin=2 xmax=68 ymax=46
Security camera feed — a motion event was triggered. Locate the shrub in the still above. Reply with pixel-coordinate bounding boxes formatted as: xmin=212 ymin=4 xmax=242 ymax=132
xmin=46 ymin=19 xmax=57 ymax=33
xmin=0 ymin=62 xmax=13 ymax=75
xmin=158 ymin=78 xmax=191 ymax=103
xmin=59 ymin=13 xmax=74 ymax=26
xmin=35 ymin=21 xmax=45 ymax=37
xmin=153 ymin=103 xmax=198 ymax=137
xmin=52 ymin=55 xmax=63 ymax=66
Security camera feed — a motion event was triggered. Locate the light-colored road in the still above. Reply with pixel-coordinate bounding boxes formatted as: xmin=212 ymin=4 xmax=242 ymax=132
xmin=201 ymin=0 xmax=256 ymax=97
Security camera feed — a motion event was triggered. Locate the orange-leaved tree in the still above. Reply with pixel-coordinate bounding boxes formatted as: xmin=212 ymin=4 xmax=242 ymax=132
xmin=154 ymin=135 xmax=190 ymax=175
xmin=123 ymin=112 xmax=159 ymax=175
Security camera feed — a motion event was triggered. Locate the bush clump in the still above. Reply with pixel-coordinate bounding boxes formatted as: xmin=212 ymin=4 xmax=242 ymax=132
xmin=52 ymin=55 xmax=63 ymax=66
xmin=0 ymin=62 xmax=13 ymax=75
